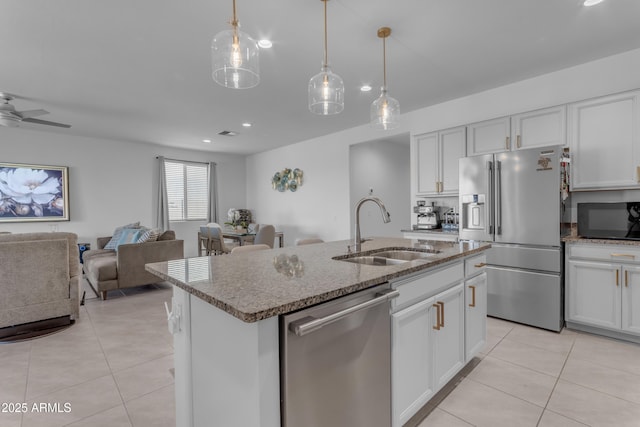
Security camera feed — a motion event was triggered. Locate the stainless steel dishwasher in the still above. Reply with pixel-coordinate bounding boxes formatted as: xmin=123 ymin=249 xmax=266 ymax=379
xmin=280 ymin=283 xmax=399 ymax=427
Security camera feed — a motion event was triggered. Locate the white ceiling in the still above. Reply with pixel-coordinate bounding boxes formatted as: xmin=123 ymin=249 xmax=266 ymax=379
xmin=1 ymin=0 xmax=640 ymax=155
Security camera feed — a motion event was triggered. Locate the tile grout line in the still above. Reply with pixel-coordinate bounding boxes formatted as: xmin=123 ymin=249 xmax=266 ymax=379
xmin=84 ymin=290 xmax=136 ymax=427
xmin=20 ymin=340 xmax=33 ymax=427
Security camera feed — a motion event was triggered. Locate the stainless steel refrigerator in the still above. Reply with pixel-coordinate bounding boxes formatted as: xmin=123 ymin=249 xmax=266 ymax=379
xmin=459 ymin=146 xmax=563 ymax=331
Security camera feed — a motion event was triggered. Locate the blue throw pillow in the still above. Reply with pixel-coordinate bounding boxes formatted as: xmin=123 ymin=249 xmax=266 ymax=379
xmin=112 ymin=228 xmax=146 ymax=250
xmin=104 ymin=222 xmax=141 ymax=250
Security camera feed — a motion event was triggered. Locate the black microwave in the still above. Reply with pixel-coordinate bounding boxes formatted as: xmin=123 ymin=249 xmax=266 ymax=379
xmin=577 ymin=202 xmax=640 ymax=240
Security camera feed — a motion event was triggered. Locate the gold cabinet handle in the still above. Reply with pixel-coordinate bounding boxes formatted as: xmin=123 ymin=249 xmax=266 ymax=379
xmin=616 ymin=269 xmax=619 ymax=287
xmin=637 ymin=166 xmax=640 ymax=184
xmin=474 ymin=262 xmax=487 ymax=268
xmin=611 ymin=253 xmax=636 ymax=260
xmin=625 ymin=270 xmax=629 ymax=288
xmin=439 ymin=301 xmax=445 ymax=328
xmin=435 ymin=181 xmax=439 ymax=193
xmin=517 ymin=135 xmax=521 ymax=148
xmin=505 ymin=136 xmax=510 ymax=150
xmin=432 ymin=303 xmax=441 ymax=330
xmin=469 ymin=285 xmax=476 ymax=307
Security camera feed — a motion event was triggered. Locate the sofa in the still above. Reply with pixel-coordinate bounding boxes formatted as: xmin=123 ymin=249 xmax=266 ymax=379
xmin=0 ymin=232 xmax=81 ymax=333
xmin=83 ymin=230 xmax=184 ymax=300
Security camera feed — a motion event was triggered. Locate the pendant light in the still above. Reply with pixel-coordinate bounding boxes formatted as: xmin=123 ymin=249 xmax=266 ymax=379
xmin=371 ymin=27 xmax=400 ymax=130
xmin=308 ymin=0 xmax=344 ymax=115
xmin=211 ymin=0 xmax=259 ymax=89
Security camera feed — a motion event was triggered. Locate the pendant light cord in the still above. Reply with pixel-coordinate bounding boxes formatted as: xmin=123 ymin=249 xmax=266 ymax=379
xmin=382 ymin=36 xmax=387 ymax=88
xmin=231 ymin=0 xmax=238 ymax=27
xmin=323 ymin=0 xmax=328 ymax=67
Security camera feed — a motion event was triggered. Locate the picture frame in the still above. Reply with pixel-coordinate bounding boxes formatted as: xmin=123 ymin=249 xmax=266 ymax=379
xmin=0 ymin=162 xmax=70 ymax=222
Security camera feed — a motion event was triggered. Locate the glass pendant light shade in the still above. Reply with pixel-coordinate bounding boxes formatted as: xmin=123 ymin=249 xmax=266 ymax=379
xmin=308 ymin=0 xmax=344 ymax=115
xmin=211 ymin=0 xmax=259 ymax=89
xmin=371 ymin=27 xmax=400 ymax=130
xmin=308 ymin=65 xmax=344 ymax=115
xmin=371 ymin=88 xmax=400 ymax=130
xmin=212 ymin=27 xmax=259 ymax=89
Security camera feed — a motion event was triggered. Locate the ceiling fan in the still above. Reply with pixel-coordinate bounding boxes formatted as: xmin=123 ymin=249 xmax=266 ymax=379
xmin=0 ymin=93 xmax=71 ymax=128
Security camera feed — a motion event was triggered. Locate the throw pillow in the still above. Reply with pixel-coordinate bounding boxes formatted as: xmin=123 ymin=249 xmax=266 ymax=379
xmin=113 ymin=228 xmax=146 ymax=250
xmin=104 ymin=221 xmax=141 ymax=250
xmin=136 ymin=228 xmax=160 ymax=243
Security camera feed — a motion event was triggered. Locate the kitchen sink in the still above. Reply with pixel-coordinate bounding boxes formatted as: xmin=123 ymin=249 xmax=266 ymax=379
xmin=335 ymin=249 xmax=441 ymax=266
xmin=339 ymin=256 xmax=408 ymax=266
xmin=368 ymin=250 xmax=440 ymax=260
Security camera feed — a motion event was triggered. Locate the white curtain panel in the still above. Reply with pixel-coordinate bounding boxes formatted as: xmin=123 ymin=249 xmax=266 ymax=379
xmin=155 ymin=156 xmax=170 ymax=231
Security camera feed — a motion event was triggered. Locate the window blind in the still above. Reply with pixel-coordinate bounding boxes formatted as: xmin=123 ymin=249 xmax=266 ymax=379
xmin=164 ymin=160 xmax=209 ymax=221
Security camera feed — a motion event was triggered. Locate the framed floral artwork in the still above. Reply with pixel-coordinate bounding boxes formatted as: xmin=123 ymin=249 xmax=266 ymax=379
xmin=0 ymin=162 xmax=69 ymax=222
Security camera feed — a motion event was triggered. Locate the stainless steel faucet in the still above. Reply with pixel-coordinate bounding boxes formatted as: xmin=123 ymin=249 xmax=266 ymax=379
xmin=353 ymin=196 xmax=391 ymax=252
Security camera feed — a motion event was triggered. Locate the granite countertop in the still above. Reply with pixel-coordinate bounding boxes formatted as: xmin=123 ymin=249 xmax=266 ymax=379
xmin=146 ymin=237 xmax=490 ymax=323
xmin=563 ymin=235 xmax=640 ymax=246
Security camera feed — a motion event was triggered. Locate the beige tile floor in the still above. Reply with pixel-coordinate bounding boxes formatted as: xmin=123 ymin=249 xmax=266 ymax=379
xmin=0 ymin=281 xmax=175 ymax=427
xmin=421 ymin=317 xmax=640 ymax=427
xmin=3 ymin=280 xmax=640 ymax=427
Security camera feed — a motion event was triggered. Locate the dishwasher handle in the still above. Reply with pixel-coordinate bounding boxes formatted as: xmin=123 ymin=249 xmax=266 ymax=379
xmin=289 ymin=289 xmax=399 ymax=337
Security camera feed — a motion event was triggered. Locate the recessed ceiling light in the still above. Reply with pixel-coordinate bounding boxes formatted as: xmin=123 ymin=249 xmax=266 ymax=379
xmin=258 ymin=39 xmax=273 ymax=49
xmin=360 ymin=85 xmax=372 ymax=92
xmin=202 ymin=139 xmax=212 ymax=143
xmin=583 ymin=0 xmax=605 ymax=6
xmin=242 ymin=122 xmax=252 ymax=127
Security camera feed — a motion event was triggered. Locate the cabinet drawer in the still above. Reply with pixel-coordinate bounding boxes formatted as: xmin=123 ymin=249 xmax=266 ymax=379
xmin=392 ymin=262 xmax=464 ymax=311
xmin=568 ymin=244 xmax=640 ymax=263
xmin=465 ymin=253 xmax=487 ymax=277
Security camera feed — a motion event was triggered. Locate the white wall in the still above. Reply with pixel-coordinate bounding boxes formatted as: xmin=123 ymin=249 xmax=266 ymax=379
xmin=246 ymin=48 xmax=640 ymax=244
xmin=349 ymin=138 xmax=410 ymax=239
xmin=0 ymin=127 xmax=246 ymax=257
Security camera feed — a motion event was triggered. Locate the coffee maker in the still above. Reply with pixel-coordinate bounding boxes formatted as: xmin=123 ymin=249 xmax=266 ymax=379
xmin=413 ymin=201 xmax=441 ymax=229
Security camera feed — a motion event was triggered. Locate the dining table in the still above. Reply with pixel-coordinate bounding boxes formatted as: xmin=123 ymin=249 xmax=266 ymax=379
xmin=222 ymin=229 xmax=284 ymax=248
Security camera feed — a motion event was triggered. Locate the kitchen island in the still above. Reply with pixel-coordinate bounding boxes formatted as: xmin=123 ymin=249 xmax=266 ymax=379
xmin=146 ymin=237 xmax=490 ymax=427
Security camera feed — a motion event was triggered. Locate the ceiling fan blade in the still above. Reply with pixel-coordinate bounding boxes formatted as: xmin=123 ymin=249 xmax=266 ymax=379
xmin=22 ymin=117 xmax=71 ymax=128
xmin=16 ymin=109 xmax=49 ymax=119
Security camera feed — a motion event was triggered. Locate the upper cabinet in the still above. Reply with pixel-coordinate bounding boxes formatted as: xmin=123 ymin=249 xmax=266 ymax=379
xmin=466 ymin=116 xmax=510 ymax=155
xmin=466 ymin=106 xmax=567 ymax=156
xmin=568 ymin=90 xmax=640 ymax=191
xmin=414 ymin=126 xmax=466 ymax=196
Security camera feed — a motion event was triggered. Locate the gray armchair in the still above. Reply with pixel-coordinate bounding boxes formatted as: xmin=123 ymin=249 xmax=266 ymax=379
xmin=0 ymin=232 xmax=80 ymax=334
xmin=83 ymin=230 xmax=184 ymax=300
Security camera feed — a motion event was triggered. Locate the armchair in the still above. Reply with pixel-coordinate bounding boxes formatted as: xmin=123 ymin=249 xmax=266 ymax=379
xmin=83 ymin=230 xmax=184 ymax=300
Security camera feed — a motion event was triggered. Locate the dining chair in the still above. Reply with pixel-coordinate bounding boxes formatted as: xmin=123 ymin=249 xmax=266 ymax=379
xmin=230 ymin=244 xmax=270 ymax=254
xmin=295 ymin=238 xmax=324 ymax=246
xmin=199 ymin=225 xmax=230 ymax=255
xmin=253 ymin=224 xmax=276 ymax=248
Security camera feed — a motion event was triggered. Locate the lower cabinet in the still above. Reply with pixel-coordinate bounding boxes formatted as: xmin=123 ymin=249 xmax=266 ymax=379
xmin=566 ymin=243 xmax=640 ymax=341
xmin=391 ymin=257 xmax=486 ymax=427
xmin=465 ymin=272 xmax=487 ymax=361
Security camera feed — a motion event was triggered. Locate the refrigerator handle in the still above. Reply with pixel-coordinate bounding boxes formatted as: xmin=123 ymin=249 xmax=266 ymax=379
xmin=487 ymin=160 xmax=494 ymax=235
xmin=495 ymin=160 xmax=502 ymax=235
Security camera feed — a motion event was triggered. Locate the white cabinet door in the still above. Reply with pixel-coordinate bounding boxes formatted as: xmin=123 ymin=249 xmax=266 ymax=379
xmin=567 ymin=260 xmax=621 ymax=330
xmin=465 ymin=272 xmax=487 ymax=362
xmin=568 ymin=91 xmax=640 ymax=190
xmin=415 ymin=127 xmax=465 ymax=196
xmin=392 ymin=296 xmax=435 ymax=427
xmin=439 ymin=126 xmax=466 ymax=195
xmin=415 ymin=132 xmax=439 ymax=196
xmin=512 ymin=105 xmax=566 ymax=150
xmin=622 ymin=265 xmax=640 ymax=335
xmin=466 ymin=116 xmax=510 ymax=155
xmin=431 ymin=283 xmax=465 ymax=391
